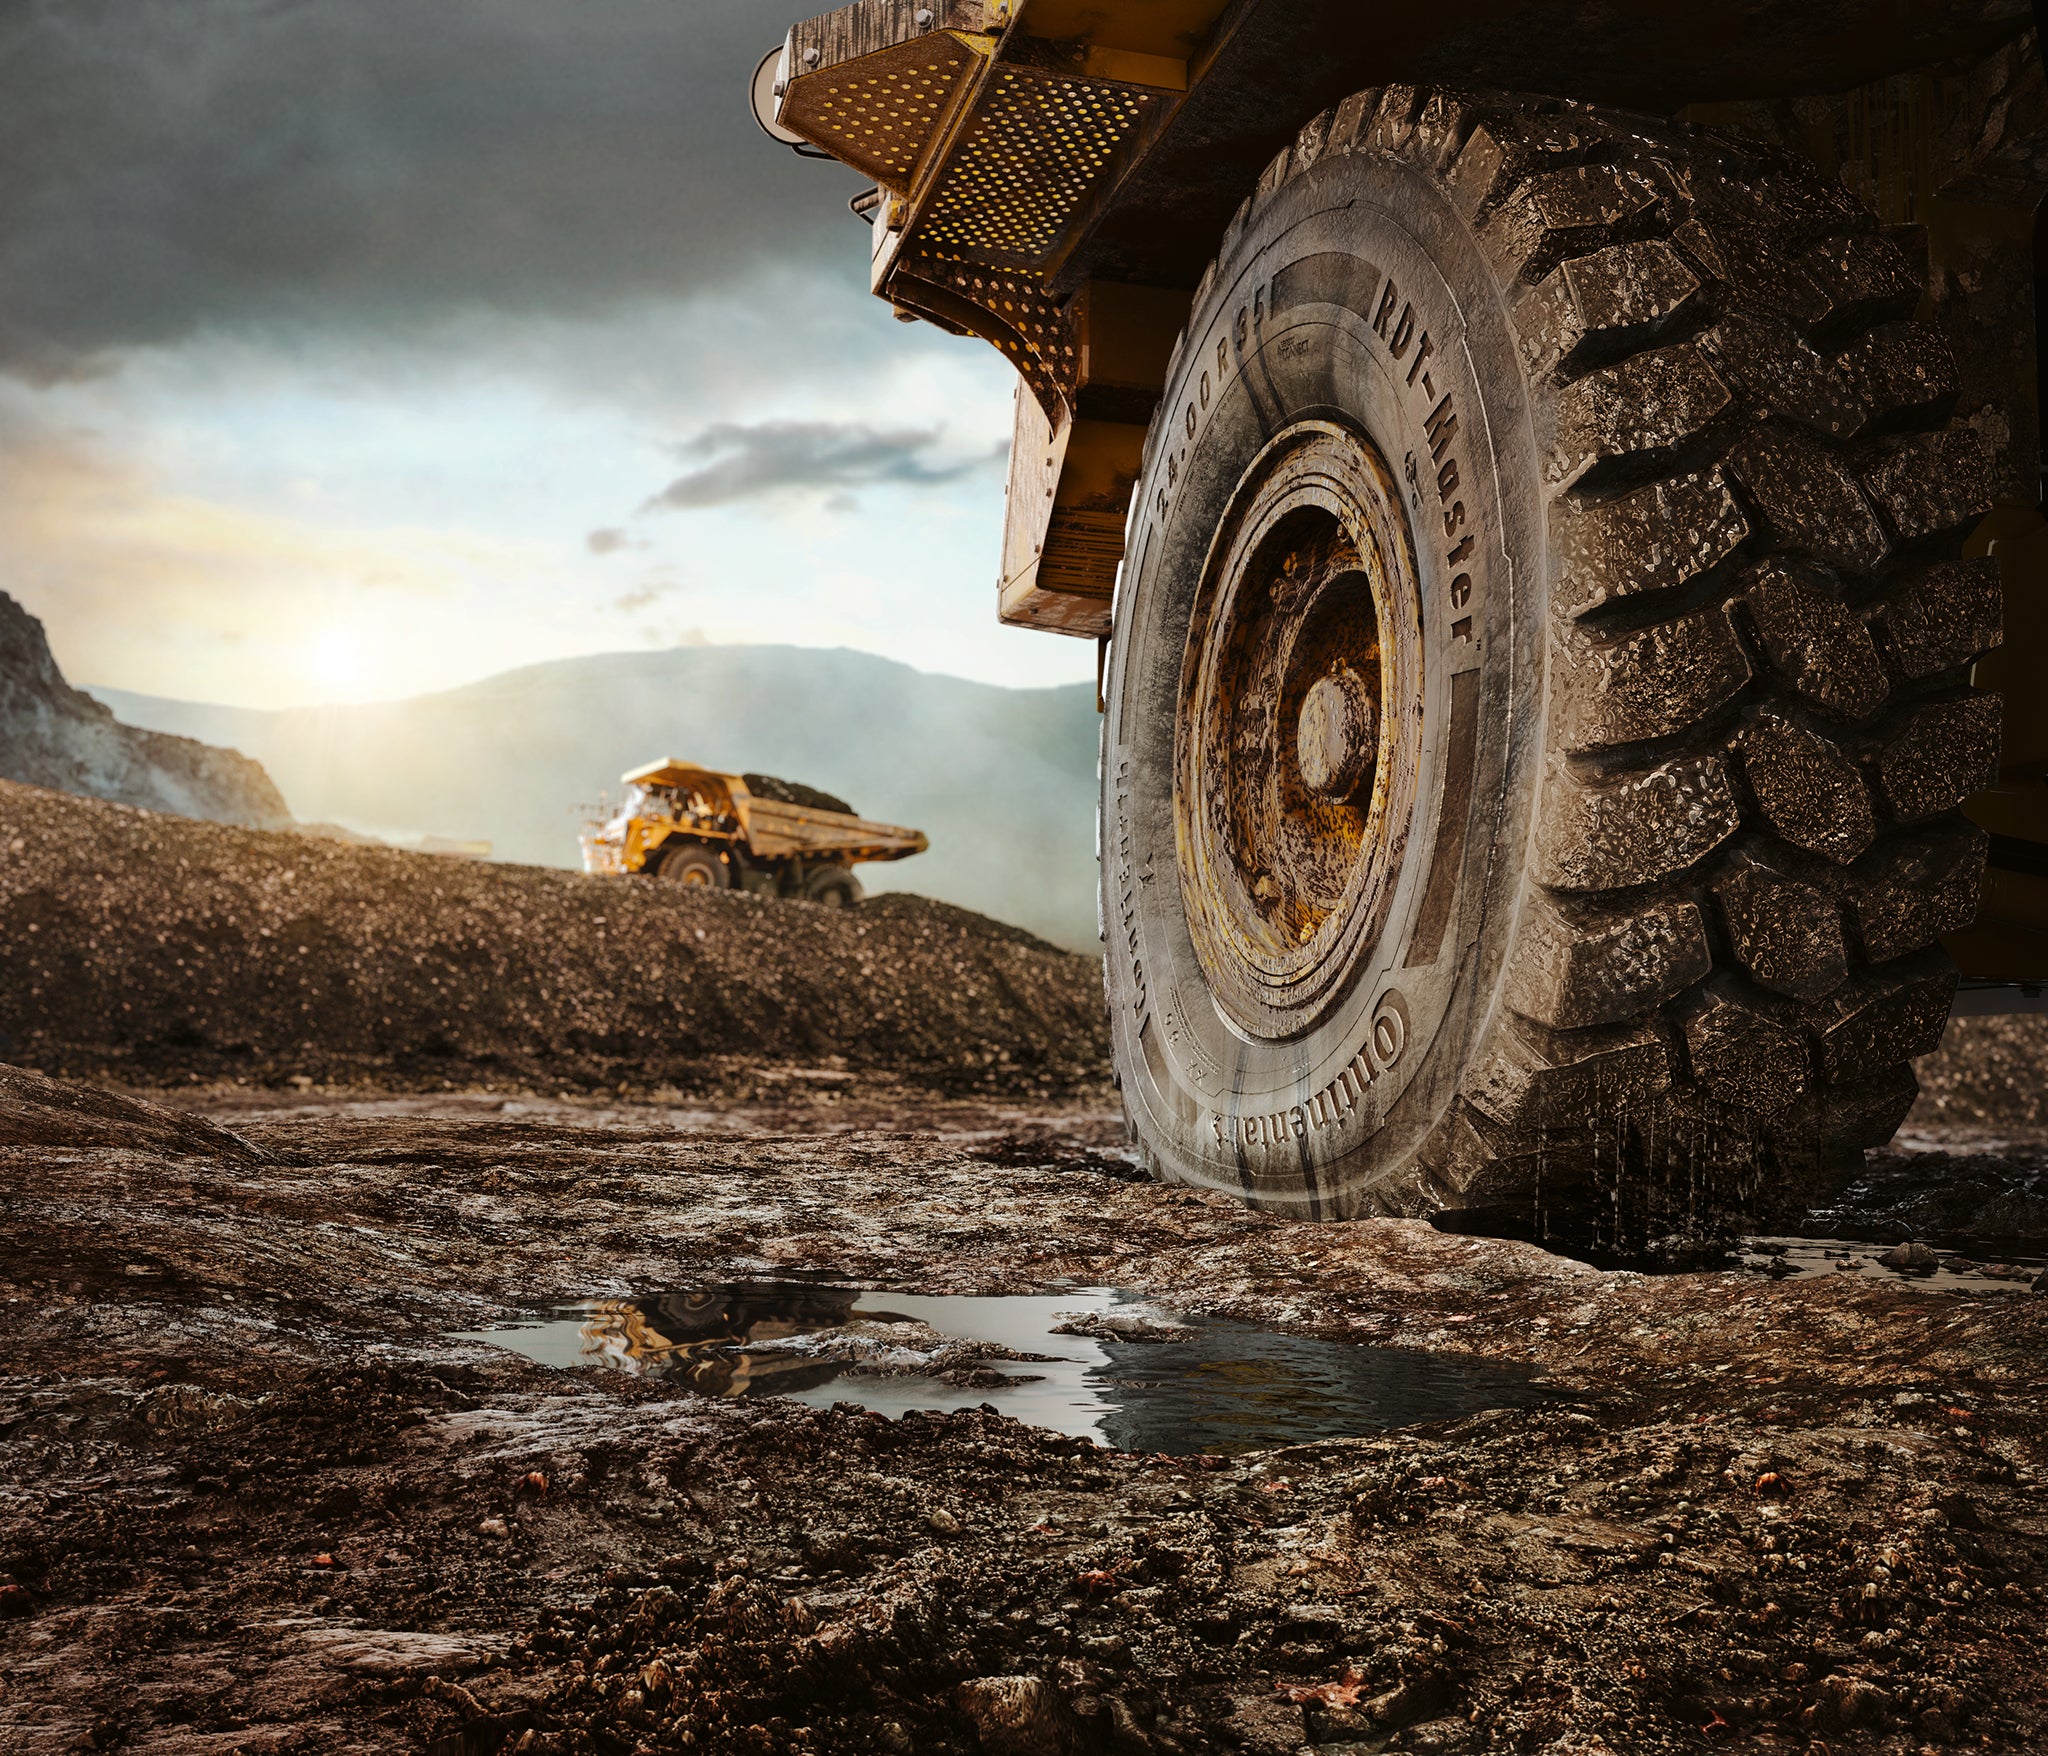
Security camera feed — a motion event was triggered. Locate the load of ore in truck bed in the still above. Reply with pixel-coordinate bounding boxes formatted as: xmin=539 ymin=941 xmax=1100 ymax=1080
xmin=0 ymin=779 xmax=1108 ymax=1097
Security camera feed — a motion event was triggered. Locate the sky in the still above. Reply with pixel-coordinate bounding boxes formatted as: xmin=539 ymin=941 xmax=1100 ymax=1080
xmin=0 ymin=0 xmax=1091 ymax=708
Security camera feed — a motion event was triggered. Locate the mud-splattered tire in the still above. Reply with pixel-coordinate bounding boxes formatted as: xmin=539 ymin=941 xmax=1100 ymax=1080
xmin=656 ymin=843 xmax=730 ymax=889
xmin=1100 ymin=87 xmax=2000 ymax=1256
xmin=803 ymin=863 xmax=864 ymax=908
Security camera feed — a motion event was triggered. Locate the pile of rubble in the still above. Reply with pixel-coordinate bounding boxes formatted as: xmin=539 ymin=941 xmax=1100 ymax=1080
xmin=0 ymin=780 xmax=1108 ymax=1097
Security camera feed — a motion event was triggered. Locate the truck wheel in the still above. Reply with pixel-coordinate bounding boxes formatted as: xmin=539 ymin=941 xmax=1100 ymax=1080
xmin=1101 ymin=87 xmax=2000 ymax=1258
xmin=803 ymin=864 xmax=864 ymax=908
xmin=655 ymin=843 xmax=729 ymax=889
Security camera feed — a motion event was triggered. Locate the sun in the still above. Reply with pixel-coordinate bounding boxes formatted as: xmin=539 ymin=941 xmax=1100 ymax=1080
xmin=309 ymin=628 xmax=367 ymax=698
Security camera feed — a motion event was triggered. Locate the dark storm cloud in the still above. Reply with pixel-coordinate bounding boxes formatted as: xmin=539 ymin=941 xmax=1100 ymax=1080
xmin=641 ymin=421 xmax=1006 ymax=511
xmin=0 ymin=0 xmax=868 ymax=379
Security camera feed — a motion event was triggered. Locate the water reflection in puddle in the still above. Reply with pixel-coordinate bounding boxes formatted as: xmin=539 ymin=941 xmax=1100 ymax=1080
xmin=1737 ymin=1238 xmax=2044 ymax=1294
xmin=452 ymin=1284 xmax=1552 ymax=1453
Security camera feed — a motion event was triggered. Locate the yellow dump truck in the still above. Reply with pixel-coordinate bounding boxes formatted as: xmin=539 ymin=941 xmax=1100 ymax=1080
xmin=755 ymin=0 xmax=2048 ymax=1253
xmin=580 ymin=759 xmax=927 ymax=907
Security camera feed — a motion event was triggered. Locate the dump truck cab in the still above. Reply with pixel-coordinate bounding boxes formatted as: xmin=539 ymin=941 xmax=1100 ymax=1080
xmin=756 ymin=0 xmax=2048 ymax=1253
xmin=582 ymin=758 xmax=927 ymax=907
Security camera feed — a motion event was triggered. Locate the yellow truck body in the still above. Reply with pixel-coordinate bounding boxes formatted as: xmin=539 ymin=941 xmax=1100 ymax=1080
xmin=581 ymin=759 xmax=926 ymax=904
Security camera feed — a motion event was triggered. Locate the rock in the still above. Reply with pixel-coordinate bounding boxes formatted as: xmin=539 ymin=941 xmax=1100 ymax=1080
xmin=0 ymin=590 xmax=289 ymax=828
xmin=1878 ymin=1241 xmax=1938 ymax=1273
xmin=1816 ymin=1672 xmax=1893 ymax=1727
xmin=957 ymin=1675 xmax=1077 ymax=1756
xmin=0 ymin=1062 xmax=263 ymax=1159
xmin=1220 ymin=1695 xmax=1303 ymax=1755
xmin=926 ymin=1507 xmax=964 ymax=1536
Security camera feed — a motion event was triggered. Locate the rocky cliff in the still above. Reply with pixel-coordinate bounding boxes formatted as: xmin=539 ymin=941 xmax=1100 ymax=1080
xmin=0 ymin=592 xmax=289 ymax=828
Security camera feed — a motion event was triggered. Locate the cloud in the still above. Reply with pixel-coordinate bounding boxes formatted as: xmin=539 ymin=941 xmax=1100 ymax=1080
xmin=586 ymin=528 xmax=630 ymax=555
xmin=612 ymin=583 xmax=672 ymax=613
xmin=642 ymin=421 xmax=1006 ymax=513
xmin=0 ymin=0 xmax=870 ymax=379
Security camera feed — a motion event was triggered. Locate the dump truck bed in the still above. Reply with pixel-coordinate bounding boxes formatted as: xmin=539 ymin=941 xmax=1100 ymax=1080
xmin=738 ymin=795 xmax=928 ymax=863
xmin=615 ymin=758 xmax=927 ymax=866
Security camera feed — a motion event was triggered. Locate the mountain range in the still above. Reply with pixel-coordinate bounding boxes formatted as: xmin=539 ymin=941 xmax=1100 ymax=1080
xmin=93 ymin=644 xmax=1103 ymax=950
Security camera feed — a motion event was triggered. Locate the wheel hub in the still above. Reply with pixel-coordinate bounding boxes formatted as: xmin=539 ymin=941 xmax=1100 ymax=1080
xmin=1296 ymin=668 xmax=1377 ymax=801
xmin=1174 ymin=423 xmax=1425 ymax=1040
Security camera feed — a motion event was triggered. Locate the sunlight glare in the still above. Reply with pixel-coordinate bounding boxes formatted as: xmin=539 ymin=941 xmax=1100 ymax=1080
xmin=310 ymin=628 xmax=367 ymax=698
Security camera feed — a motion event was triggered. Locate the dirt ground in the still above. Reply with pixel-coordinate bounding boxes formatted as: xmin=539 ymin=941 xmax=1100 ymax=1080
xmin=3 ymin=1069 xmax=2043 ymax=1756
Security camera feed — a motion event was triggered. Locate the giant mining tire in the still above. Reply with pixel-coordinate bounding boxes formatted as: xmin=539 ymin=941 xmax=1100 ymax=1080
xmin=802 ymin=863 xmax=865 ymax=908
xmin=655 ymin=842 xmax=730 ymax=889
xmin=1100 ymin=87 xmax=2003 ymax=1256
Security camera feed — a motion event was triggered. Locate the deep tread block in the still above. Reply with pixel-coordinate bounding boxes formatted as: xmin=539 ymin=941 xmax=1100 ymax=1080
xmin=1550 ymin=343 xmax=1731 ymax=487
xmin=1868 ymin=559 xmax=2003 ymax=680
xmin=1774 ymin=1065 xmax=1919 ymax=1155
xmin=1842 ymin=823 xmax=1988 ymax=962
xmin=1726 ymin=426 xmax=1889 ymax=575
xmin=1833 ymin=322 xmax=1957 ymax=433
xmin=1876 ymin=694 xmax=2001 ymax=823
xmin=1551 ymin=469 xmax=1748 ymax=621
xmin=1681 ymin=982 xmax=1810 ymax=1117
xmin=1553 ymin=606 xmax=1750 ymax=752
xmin=1813 ymin=954 xmax=1958 ymax=1083
xmin=1700 ymin=311 xmax=1865 ymax=439
xmin=1711 ymin=846 xmax=1849 ymax=1000
xmin=1860 ymin=424 xmax=1995 ymax=543
xmin=1516 ymin=239 xmax=1701 ymax=378
xmin=1799 ymin=232 xmax=1922 ymax=334
xmin=1739 ymin=564 xmax=1889 ymax=721
xmin=1534 ymin=754 xmax=1741 ymax=891
xmin=1506 ymin=893 xmax=1712 ymax=1030
xmin=1480 ymin=163 xmax=1664 ymax=284
xmin=1467 ymin=1017 xmax=1672 ymax=1131
xmin=1734 ymin=712 xmax=1875 ymax=864
xmin=1404 ymin=91 xmax=1476 ymax=172
xmin=1325 ymin=87 xmax=1388 ymax=158
xmin=1358 ymin=85 xmax=1421 ymax=159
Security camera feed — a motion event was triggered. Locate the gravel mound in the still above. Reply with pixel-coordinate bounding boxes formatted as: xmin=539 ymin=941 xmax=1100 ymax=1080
xmin=0 ymin=780 xmax=1107 ymax=1095
xmin=1911 ymin=1015 xmax=2048 ymax=1127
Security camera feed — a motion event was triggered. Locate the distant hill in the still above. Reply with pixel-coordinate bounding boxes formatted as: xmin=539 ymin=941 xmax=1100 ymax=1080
xmin=93 ymin=645 xmax=1103 ymax=950
xmin=0 ymin=590 xmax=288 ymax=829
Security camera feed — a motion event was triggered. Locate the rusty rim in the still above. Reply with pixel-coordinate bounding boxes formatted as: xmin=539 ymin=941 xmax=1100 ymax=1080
xmin=1174 ymin=422 xmax=1425 ymax=1041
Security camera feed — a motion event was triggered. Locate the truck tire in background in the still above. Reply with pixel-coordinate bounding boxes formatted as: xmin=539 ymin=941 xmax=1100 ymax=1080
xmin=802 ymin=863 xmax=864 ymax=909
xmin=1101 ymin=87 xmax=2002 ymax=1258
xmin=655 ymin=843 xmax=730 ymax=889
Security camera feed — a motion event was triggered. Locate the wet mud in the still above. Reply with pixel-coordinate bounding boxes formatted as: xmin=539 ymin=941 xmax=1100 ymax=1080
xmin=3 ymin=1084 xmax=2045 ymax=1754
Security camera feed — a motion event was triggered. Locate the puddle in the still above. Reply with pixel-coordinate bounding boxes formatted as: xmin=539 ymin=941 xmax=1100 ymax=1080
xmin=451 ymin=1284 xmax=1552 ymax=1453
xmin=1737 ymin=1237 xmax=2045 ymax=1295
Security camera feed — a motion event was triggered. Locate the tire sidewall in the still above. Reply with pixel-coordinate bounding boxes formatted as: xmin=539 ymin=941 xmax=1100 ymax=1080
xmin=1102 ymin=149 xmax=1545 ymax=1216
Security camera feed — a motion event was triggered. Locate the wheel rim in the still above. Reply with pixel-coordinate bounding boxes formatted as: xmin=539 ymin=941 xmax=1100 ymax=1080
xmin=1174 ymin=421 xmax=1425 ymax=1041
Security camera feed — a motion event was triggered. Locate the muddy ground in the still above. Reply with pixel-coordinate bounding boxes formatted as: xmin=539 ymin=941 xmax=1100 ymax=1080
xmin=3 ymin=1069 xmax=2044 ymax=1756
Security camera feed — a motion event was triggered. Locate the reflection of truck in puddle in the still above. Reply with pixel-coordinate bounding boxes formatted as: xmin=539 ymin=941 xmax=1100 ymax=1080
xmin=577 ymin=1286 xmax=874 ymax=1397
xmin=579 ymin=758 xmax=927 ymax=907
